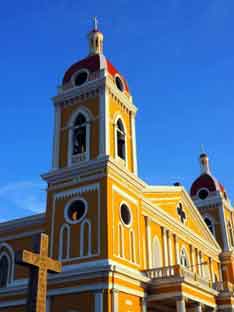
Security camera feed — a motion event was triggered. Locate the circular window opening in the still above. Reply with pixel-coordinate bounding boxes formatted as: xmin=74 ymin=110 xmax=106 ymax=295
xmin=115 ymin=76 xmax=124 ymax=92
xmin=120 ymin=204 xmax=131 ymax=226
xmin=198 ymin=189 xmax=209 ymax=200
xmin=74 ymin=71 xmax=88 ymax=86
xmin=67 ymin=200 xmax=87 ymax=223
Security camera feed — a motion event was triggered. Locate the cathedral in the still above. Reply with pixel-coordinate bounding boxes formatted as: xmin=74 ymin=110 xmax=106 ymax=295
xmin=1 ymin=20 xmax=234 ymax=312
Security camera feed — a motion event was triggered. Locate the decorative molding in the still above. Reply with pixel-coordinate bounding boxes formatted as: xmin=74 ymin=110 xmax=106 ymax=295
xmin=50 ymin=183 xmax=100 ymax=259
xmin=55 ymin=183 xmax=99 ymax=200
xmin=0 ymin=213 xmax=45 ymax=231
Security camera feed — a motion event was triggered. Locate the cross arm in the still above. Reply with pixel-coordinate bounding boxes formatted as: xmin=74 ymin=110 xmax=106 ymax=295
xmin=46 ymin=257 xmax=62 ymax=273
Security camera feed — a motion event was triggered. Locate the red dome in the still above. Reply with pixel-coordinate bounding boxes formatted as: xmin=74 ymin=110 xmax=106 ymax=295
xmin=62 ymin=54 xmax=129 ymax=93
xmin=190 ymin=173 xmax=226 ymax=197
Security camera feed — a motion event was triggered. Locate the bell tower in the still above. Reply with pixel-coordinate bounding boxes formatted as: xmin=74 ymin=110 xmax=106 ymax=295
xmin=43 ymin=20 xmax=138 ymax=268
xmin=51 ymin=19 xmax=138 ymax=175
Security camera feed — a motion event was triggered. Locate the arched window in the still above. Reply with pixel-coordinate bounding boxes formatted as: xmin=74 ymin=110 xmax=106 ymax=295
xmin=152 ymin=236 xmax=162 ymax=268
xmin=59 ymin=224 xmax=70 ymax=260
xmin=0 ymin=244 xmax=14 ymax=287
xmin=116 ymin=118 xmax=126 ymax=160
xmin=73 ymin=113 xmax=87 ymax=155
xmin=180 ymin=248 xmax=189 ymax=268
xmin=204 ymin=217 xmax=215 ymax=235
xmin=228 ymin=222 xmax=234 ymax=247
xmin=0 ymin=254 xmax=9 ymax=287
xmin=68 ymin=109 xmax=91 ymax=165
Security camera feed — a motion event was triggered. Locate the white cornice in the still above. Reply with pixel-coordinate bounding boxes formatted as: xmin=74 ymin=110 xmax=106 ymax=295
xmin=0 ymin=213 xmax=45 ymax=231
xmin=53 ymin=74 xmax=137 ymax=114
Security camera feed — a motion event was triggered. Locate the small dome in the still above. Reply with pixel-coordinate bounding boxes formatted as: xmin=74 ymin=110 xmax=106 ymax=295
xmin=190 ymin=152 xmax=228 ymax=199
xmin=190 ymin=173 xmax=225 ymax=197
xmin=62 ymin=54 xmax=129 ymax=93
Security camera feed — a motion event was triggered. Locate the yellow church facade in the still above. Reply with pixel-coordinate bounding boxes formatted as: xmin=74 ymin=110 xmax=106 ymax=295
xmin=1 ymin=21 xmax=234 ymax=311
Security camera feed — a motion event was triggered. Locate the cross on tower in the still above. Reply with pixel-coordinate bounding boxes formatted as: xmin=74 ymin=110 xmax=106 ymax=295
xmin=16 ymin=233 xmax=62 ymax=312
xmin=93 ymin=16 xmax=98 ymax=30
xmin=177 ymin=203 xmax=186 ymax=224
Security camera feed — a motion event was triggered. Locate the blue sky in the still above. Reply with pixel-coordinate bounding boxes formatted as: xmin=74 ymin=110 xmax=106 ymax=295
xmin=0 ymin=0 xmax=234 ymax=221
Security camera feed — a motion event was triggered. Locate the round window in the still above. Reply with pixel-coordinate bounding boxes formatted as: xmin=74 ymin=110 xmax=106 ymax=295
xmin=74 ymin=71 xmax=88 ymax=86
xmin=115 ymin=76 xmax=124 ymax=92
xmin=198 ymin=189 xmax=209 ymax=200
xmin=120 ymin=204 xmax=131 ymax=226
xmin=66 ymin=200 xmax=87 ymax=223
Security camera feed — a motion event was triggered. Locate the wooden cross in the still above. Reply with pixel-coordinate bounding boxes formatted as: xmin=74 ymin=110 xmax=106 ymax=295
xmin=16 ymin=233 xmax=62 ymax=312
xmin=177 ymin=203 xmax=186 ymax=224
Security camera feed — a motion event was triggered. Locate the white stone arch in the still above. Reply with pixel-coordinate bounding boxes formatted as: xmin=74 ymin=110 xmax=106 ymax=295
xmin=0 ymin=243 xmax=15 ymax=285
xmin=152 ymin=236 xmax=162 ymax=268
xmin=203 ymin=214 xmax=215 ymax=237
xmin=59 ymin=223 xmax=71 ymax=260
xmin=67 ymin=106 xmax=93 ymax=166
xmin=118 ymin=223 xmax=124 ymax=258
xmin=129 ymin=229 xmax=136 ymax=263
xmin=180 ymin=246 xmax=189 ymax=268
xmin=80 ymin=219 xmax=92 ymax=257
xmin=113 ymin=113 xmax=128 ymax=168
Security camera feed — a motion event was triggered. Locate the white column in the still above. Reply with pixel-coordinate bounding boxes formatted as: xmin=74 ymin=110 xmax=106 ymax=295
xmin=145 ymin=216 xmax=152 ymax=268
xmin=168 ymin=230 xmax=173 ymax=266
xmin=131 ymin=111 xmax=138 ymax=175
xmin=193 ymin=303 xmax=202 ymax=312
xmin=174 ymin=234 xmax=180 ymax=264
xmin=199 ymin=251 xmax=203 ymax=276
xmin=209 ymin=257 xmax=214 ymax=282
xmin=142 ymin=298 xmax=147 ymax=312
xmin=176 ymin=298 xmax=186 ymax=312
xmin=98 ymin=87 xmax=109 ymax=158
xmin=196 ymin=249 xmax=201 ymax=275
xmin=190 ymin=245 xmax=195 ymax=272
xmin=95 ymin=290 xmax=103 ymax=312
xmin=112 ymin=289 xmax=119 ymax=312
xmin=52 ymin=103 xmax=61 ymax=169
xmin=162 ymin=227 xmax=168 ymax=266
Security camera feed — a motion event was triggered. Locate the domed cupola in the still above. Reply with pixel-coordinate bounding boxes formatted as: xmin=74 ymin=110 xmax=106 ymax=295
xmin=190 ymin=152 xmax=233 ymax=252
xmin=60 ymin=18 xmax=129 ymax=94
xmin=190 ymin=153 xmax=228 ymax=201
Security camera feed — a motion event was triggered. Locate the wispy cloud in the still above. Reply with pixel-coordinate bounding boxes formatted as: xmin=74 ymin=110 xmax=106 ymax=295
xmin=0 ymin=181 xmax=46 ymax=221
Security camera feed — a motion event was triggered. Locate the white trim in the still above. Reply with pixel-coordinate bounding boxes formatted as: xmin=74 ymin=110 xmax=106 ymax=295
xmin=0 ymin=299 xmax=26 ymax=308
xmin=0 ymin=243 xmax=15 ymax=284
xmin=67 ymin=106 xmax=92 ymax=166
xmin=95 ymin=290 xmax=103 ymax=312
xmin=119 ymin=201 xmax=132 ymax=228
xmin=114 ymin=114 xmax=128 ymax=169
xmin=118 ymin=223 xmax=124 ymax=258
xmin=162 ymin=227 xmax=168 ymax=267
xmin=71 ymin=68 xmax=90 ymax=87
xmin=152 ymin=235 xmax=162 ymax=268
xmin=112 ymin=185 xmax=138 ymax=205
xmin=0 ymin=229 xmax=43 ymax=243
xmin=131 ymin=112 xmax=138 ymax=175
xmin=64 ymin=197 xmax=88 ymax=225
xmin=0 ymin=252 xmax=11 ymax=287
xmin=50 ymin=183 xmax=100 ymax=258
xmin=59 ymin=223 xmax=70 ymax=260
xmin=80 ymin=219 xmax=92 ymax=257
xmin=203 ymin=214 xmax=216 ymax=237
xmin=180 ymin=246 xmax=190 ymax=268
xmin=98 ymin=87 xmax=110 ymax=158
xmin=145 ymin=216 xmax=152 ymax=268
xmin=112 ymin=289 xmax=119 ymax=312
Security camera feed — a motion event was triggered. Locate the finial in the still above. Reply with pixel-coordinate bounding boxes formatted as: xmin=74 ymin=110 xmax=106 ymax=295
xmin=200 ymin=144 xmax=205 ymax=155
xmin=88 ymin=17 xmax=103 ymax=55
xmin=93 ymin=16 xmax=98 ymax=31
xmin=199 ymin=148 xmax=210 ymax=174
